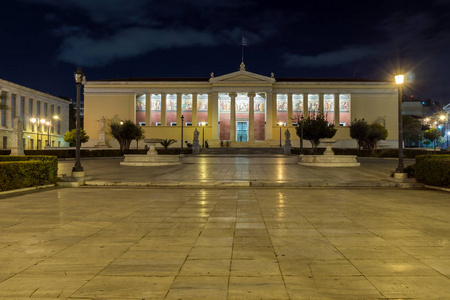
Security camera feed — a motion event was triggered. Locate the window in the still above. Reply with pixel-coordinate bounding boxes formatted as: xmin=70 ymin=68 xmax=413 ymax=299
xmin=324 ymin=94 xmax=334 ymax=124
xmin=198 ymin=122 xmax=207 ymax=126
xmin=276 ymin=94 xmax=288 ymax=124
xmin=339 ymin=94 xmax=351 ymax=126
xmin=307 ymin=94 xmax=319 ymax=118
xmin=11 ymin=94 xmax=16 ymax=127
xmin=185 ymin=122 xmax=192 ymax=126
xmin=139 ymin=122 xmax=146 ymax=126
xmin=44 ymin=103 xmax=48 ymax=117
xmin=166 ymin=94 xmax=177 ymax=126
xmin=170 ymin=122 xmax=177 ymax=126
xmin=197 ymin=94 xmax=208 ymax=124
xmin=155 ymin=122 xmax=161 ymax=126
xmin=0 ymin=92 xmax=6 ymax=127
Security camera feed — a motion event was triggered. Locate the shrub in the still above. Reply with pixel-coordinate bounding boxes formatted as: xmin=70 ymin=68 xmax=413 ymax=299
xmin=0 ymin=155 xmax=58 ymax=191
xmin=160 ymin=139 xmax=177 ymax=150
xmin=350 ymin=119 xmax=388 ymax=152
xmin=64 ymin=129 xmax=90 ymax=146
xmin=413 ymin=155 xmax=450 ymax=187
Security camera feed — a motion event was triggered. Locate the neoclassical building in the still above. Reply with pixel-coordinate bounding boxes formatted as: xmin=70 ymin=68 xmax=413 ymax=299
xmin=0 ymin=78 xmax=71 ymax=150
xmin=84 ymin=63 xmax=399 ymax=148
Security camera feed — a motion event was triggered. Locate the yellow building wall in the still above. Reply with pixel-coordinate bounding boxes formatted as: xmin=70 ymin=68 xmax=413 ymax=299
xmin=84 ymin=93 xmax=135 ymax=144
xmin=351 ymin=92 xmax=398 ymax=140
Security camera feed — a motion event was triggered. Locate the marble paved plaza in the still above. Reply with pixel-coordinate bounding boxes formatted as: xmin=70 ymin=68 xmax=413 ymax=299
xmin=0 ymin=187 xmax=449 ymax=299
xmin=58 ymin=156 xmax=414 ymax=187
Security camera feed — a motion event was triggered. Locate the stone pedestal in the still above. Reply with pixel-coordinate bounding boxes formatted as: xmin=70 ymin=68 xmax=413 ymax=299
xmin=284 ymin=139 xmax=292 ymax=155
xmin=192 ymin=129 xmax=200 ymax=155
xmin=298 ymin=139 xmax=360 ymax=167
xmin=120 ymin=138 xmax=182 ymax=166
xmin=95 ymin=131 xmax=109 ymax=148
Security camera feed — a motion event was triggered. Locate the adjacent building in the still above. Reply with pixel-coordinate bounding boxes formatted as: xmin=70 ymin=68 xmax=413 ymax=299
xmin=0 ymin=78 xmax=71 ymax=150
xmin=84 ymin=63 xmax=399 ymax=148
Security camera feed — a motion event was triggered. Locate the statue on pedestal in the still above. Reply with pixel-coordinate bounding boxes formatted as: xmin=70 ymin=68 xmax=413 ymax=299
xmin=283 ymin=129 xmax=292 ymax=155
xmin=192 ymin=128 xmax=200 ymax=155
xmin=95 ymin=116 xmax=110 ymax=148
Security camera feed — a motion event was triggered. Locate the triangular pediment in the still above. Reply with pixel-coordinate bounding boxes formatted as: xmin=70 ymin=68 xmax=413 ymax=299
xmin=210 ymin=65 xmax=275 ymax=84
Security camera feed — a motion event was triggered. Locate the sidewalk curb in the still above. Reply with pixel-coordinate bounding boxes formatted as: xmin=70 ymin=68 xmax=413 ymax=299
xmin=82 ymin=180 xmax=401 ymax=188
xmin=0 ymin=184 xmax=56 ymax=196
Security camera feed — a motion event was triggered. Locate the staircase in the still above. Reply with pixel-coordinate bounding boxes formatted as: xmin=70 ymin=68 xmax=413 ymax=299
xmin=203 ymin=147 xmax=284 ymax=155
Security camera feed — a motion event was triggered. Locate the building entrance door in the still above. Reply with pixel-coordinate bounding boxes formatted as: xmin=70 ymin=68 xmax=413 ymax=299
xmin=236 ymin=121 xmax=248 ymax=142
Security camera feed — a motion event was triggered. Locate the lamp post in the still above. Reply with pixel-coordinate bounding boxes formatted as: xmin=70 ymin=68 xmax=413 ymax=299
xmin=278 ymin=122 xmax=283 ymax=147
xmin=441 ymin=115 xmax=449 ymax=151
xmin=30 ymin=118 xmax=47 ymax=150
xmin=46 ymin=120 xmax=50 ymax=146
xmin=395 ymin=74 xmax=405 ymax=174
xmin=181 ymin=115 xmax=184 ymax=155
xmin=300 ymin=116 xmax=304 ymax=155
xmin=72 ymin=67 xmax=84 ymax=174
xmin=201 ymin=122 xmax=206 ymax=148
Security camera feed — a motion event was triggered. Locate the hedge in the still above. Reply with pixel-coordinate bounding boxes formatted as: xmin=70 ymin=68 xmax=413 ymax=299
xmin=0 ymin=155 xmax=58 ymax=191
xmin=413 ymin=155 xmax=450 ymax=187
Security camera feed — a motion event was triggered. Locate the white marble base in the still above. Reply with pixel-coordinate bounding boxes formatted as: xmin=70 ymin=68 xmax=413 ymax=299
xmin=299 ymin=155 xmax=360 ymax=167
xmin=121 ymin=154 xmax=182 ymax=166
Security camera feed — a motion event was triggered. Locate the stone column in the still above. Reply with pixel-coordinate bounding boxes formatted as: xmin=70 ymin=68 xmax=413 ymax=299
xmin=145 ymin=93 xmax=151 ymax=126
xmin=303 ymin=93 xmax=308 ymax=116
xmin=319 ymin=93 xmax=324 ymax=114
xmin=248 ymin=92 xmax=255 ymax=142
xmin=211 ymin=92 xmax=218 ymax=140
xmin=229 ymin=92 xmax=237 ymax=141
xmin=192 ymin=93 xmax=198 ymax=126
xmin=176 ymin=93 xmax=182 ymax=125
xmin=287 ymin=93 xmax=293 ymax=126
xmin=161 ymin=93 xmax=167 ymax=126
xmin=5 ymin=92 xmax=12 ymax=129
xmin=266 ymin=92 xmax=274 ymax=140
xmin=334 ymin=93 xmax=340 ymax=125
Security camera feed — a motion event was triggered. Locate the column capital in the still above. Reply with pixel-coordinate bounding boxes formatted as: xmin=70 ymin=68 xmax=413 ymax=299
xmin=247 ymin=92 xmax=256 ymax=98
xmin=229 ymin=92 xmax=237 ymax=97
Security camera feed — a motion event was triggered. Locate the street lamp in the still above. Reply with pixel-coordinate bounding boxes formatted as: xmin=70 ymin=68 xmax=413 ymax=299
xmin=201 ymin=122 xmax=206 ymax=148
xmin=73 ymin=67 xmax=85 ymax=174
xmin=395 ymin=74 xmax=405 ymax=174
xmin=441 ymin=115 xmax=449 ymax=151
xmin=278 ymin=122 xmax=283 ymax=147
xmin=181 ymin=115 xmax=184 ymax=155
xmin=45 ymin=120 xmax=51 ymax=146
xmin=300 ymin=116 xmax=304 ymax=155
xmin=30 ymin=117 xmax=47 ymax=149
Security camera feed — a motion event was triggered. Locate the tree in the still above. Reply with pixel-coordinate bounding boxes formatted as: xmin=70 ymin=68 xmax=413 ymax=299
xmin=109 ymin=120 xmax=144 ymax=153
xmin=350 ymin=119 xmax=370 ymax=150
xmin=424 ymin=128 xmax=441 ymax=151
xmin=402 ymin=116 xmax=422 ymax=145
xmin=366 ymin=123 xmax=388 ymax=152
xmin=295 ymin=113 xmax=337 ymax=153
xmin=350 ymin=119 xmax=388 ymax=152
xmin=63 ymin=129 xmax=90 ymax=146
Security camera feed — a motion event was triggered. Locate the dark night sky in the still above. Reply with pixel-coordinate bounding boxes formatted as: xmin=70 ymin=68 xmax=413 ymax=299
xmin=1 ymin=0 xmax=449 ymax=105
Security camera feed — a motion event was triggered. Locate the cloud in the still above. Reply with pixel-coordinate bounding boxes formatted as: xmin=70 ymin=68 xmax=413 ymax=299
xmin=283 ymin=46 xmax=376 ymax=68
xmin=58 ymin=27 xmax=219 ymax=66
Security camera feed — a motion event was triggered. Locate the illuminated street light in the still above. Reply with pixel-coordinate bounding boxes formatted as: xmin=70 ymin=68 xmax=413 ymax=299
xmin=181 ymin=115 xmax=184 ymax=155
xmin=30 ymin=117 xmax=48 ymax=149
xmin=395 ymin=74 xmax=405 ymax=174
xmin=278 ymin=122 xmax=283 ymax=148
xmin=201 ymin=122 xmax=206 ymax=148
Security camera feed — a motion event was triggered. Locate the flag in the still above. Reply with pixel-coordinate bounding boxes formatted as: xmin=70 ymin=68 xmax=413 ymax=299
xmin=241 ymin=36 xmax=249 ymax=46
